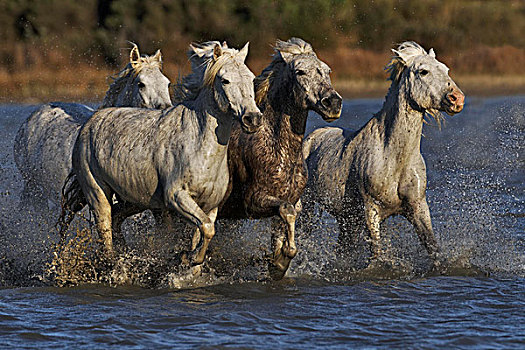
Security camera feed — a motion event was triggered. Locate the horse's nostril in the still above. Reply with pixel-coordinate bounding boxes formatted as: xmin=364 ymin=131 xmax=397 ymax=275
xmin=321 ymin=97 xmax=331 ymax=108
xmin=448 ymin=93 xmax=457 ymax=102
xmin=335 ymin=96 xmax=343 ymax=109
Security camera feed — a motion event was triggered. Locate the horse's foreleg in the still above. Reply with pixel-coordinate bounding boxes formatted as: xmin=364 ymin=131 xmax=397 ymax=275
xmin=249 ymin=194 xmax=299 ymax=279
xmin=280 ymin=202 xmax=299 ymax=259
xmin=406 ymin=199 xmax=441 ymax=265
xmin=190 ymin=226 xmax=201 ymax=251
xmin=364 ymin=202 xmax=382 ymax=260
xmin=169 ymin=190 xmax=215 ymax=265
xmin=268 ymin=202 xmax=299 ymax=280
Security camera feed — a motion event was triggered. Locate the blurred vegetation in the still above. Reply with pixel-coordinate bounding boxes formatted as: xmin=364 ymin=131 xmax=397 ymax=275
xmin=0 ymin=0 xmax=524 ymax=101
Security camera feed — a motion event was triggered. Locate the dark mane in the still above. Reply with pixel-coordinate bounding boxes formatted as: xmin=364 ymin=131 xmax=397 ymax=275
xmin=255 ymin=37 xmax=315 ymax=105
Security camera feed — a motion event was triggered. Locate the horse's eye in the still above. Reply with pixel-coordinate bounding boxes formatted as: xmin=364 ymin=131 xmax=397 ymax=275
xmin=419 ymin=69 xmax=429 ymax=76
xmin=296 ymin=70 xmax=306 ymax=76
xmin=222 ymin=78 xmax=230 ymax=85
xmin=138 ymin=82 xmax=146 ymax=89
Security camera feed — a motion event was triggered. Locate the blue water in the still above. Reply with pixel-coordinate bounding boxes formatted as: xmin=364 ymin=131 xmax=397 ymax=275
xmin=0 ymin=96 xmax=523 ymax=348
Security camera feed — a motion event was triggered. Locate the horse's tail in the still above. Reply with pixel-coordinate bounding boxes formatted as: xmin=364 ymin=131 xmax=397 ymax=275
xmin=57 ymin=172 xmax=86 ymax=241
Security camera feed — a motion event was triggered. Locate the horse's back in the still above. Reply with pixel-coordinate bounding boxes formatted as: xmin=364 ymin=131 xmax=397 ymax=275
xmin=304 ymin=126 xmax=355 ymax=166
xmin=304 ymin=126 xmax=357 ymax=212
xmin=76 ymin=105 xmax=199 ymax=208
xmin=79 ymin=106 xmax=167 ymax=170
xmin=14 ymin=102 xmax=94 ymax=201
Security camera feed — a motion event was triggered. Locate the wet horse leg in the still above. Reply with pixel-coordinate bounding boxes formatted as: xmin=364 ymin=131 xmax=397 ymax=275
xmin=111 ymin=201 xmax=143 ymax=251
xmin=336 ymin=209 xmax=363 ymax=253
xmin=405 ymin=199 xmax=442 ymax=267
xmin=188 ymin=207 xmax=217 ymax=253
xmin=190 ymin=226 xmax=201 ymax=251
xmin=364 ymin=201 xmax=382 ymax=260
xmin=281 ymin=201 xmax=300 ymax=259
xmin=249 ymin=192 xmax=300 ymax=279
xmin=268 ymin=201 xmax=300 ymax=280
xmin=85 ymin=187 xmax=114 ymax=258
xmin=168 ymin=190 xmax=216 ymax=265
xmin=19 ymin=179 xmax=48 ymax=211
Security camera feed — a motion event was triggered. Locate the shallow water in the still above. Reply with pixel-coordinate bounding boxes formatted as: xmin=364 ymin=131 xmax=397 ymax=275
xmin=0 ymin=97 xmax=523 ymax=348
xmin=1 ymin=277 xmax=523 ymax=349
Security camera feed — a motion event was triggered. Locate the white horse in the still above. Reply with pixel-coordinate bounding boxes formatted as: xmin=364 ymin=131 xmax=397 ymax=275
xmin=62 ymin=42 xmax=262 ymax=270
xmin=13 ymin=44 xmax=172 ymax=210
xmin=303 ymin=42 xmax=465 ymax=270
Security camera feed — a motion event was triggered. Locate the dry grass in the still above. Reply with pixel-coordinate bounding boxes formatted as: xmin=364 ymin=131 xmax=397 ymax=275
xmin=0 ymin=65 xmax=113 ymax=104
xmin=1 ymin=45 xmax=524 ymax=103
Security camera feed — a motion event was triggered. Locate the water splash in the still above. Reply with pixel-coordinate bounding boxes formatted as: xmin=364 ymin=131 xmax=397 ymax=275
xmin=1 ymin=99 xmax=523 ymax=288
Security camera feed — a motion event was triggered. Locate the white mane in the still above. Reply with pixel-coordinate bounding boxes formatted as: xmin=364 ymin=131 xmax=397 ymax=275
xmin=174 ymin=41 xmax=244 ymax=102
xmin=385 ymin=41 xmax=436 ymax=82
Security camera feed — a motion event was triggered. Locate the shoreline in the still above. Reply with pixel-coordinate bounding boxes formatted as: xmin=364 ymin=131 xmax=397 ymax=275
xmin=1 ymin=73 xmax=524 ymax=104
xmin=334 ymin=75 xmax=525 ymax=99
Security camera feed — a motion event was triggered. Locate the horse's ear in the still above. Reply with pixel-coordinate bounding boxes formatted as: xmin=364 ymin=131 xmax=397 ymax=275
xmin=429 ymin=48 xmax=436 ymax=58
xmin=130 ymin=43 xmax=140 ymax=65
xmin=222 ymin=41 xmax=228 ymax=49
xmin=153 ymin=49 xmax=162 ymax=64
xmin=279 ymin=50 xmax=294 ymax=64
xmin=238 ymin=42 xmax=249 ymax=62
xmin=391 ymin=49 xmax=407 ymax=67
xmin=213 ymin=44 xmax=223 ymax=61
xmin=189 ymin=43 xmax=205 ymax=59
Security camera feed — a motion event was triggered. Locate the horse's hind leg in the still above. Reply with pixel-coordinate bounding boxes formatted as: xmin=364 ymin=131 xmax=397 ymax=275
xmin=81 ymin=180 xmax=114 ymax=257
xmin=111 ymin=201 xmax=142 ymax=251
xmin=19 ymin=179 xmax=48 ymax=211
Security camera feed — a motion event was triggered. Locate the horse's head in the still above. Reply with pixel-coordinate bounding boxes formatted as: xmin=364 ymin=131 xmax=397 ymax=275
xmin=102 ymin=44 xmax=172 ymax=110
xmin=277 ymin=38 xmax=342 ymax=122
xmin=388 ymin=41 xmax=464 ymax=117
xmin=194 ymin=41 xmax=262 ymax=133
xmin=128 ymin=44 xmax=173 ymax=109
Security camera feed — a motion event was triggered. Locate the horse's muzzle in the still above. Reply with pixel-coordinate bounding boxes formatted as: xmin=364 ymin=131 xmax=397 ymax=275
xmin=240 ymin=111 xmax=262 ymax=134
xmin=320 ymin=92 xmax=343 ymax=122
xmin=444 ymin=88 xmax=465 ymax=115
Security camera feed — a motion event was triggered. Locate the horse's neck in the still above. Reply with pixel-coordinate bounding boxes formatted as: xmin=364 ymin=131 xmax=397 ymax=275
xmin=104 ymin=75 xmax=133 ymax=108
xmin=264 ymin=80 xmax=308 ymax=159
xmin=376 ymin=83 xmax=425 ymax=158
xmin=191 ymin=89 xmax=233 ymax=147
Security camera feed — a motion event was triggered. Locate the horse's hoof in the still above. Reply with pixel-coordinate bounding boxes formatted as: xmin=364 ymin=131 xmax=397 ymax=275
xmin=103 ymin=248 xmax=116 ymax=260
xmin=175 ymin=249 xmax=206 ymax=267
xmin=429 ymin=257 xmax=448 ymax=276
xmin=282 ymin=244 xmax=297 ymax=259
xmin=268 ymin=262 xmax=287 ymax=280
xmin=268 ymin=255 xmax=292 ymax=280
xmin=187 ymin=264 xmax=203 ymax=277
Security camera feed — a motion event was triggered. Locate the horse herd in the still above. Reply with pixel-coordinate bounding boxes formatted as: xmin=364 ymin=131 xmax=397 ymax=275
xmin=13 ymin=38 xmax=464 ymax=281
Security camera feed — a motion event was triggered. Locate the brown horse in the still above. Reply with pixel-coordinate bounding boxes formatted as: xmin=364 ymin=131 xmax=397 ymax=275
xmin=219 ymin=38 xmax=342 ymax=279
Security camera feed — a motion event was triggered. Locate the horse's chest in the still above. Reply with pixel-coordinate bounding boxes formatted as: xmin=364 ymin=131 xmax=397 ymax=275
xmin=363 ymin=164 xmax=424 ymax=209
xmin=186 ymin=159 xmax=229 ymax=209
xmin=266 ymin=156 xmax=306 ymax=200
xmin=360 ymin=161 xmax=403 ymax=209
